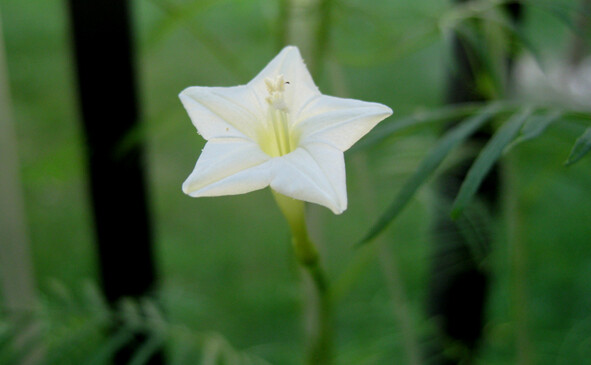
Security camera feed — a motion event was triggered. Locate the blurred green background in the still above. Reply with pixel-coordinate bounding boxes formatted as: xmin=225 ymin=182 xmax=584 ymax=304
xmin=1 ymin=0 xmax=590 ymax=363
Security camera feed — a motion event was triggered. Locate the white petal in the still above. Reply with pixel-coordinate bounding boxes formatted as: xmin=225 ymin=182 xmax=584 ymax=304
xmin=270 ymin=143 xmax=347 ymax=214
xmin=248 ymin=46 xmax=320 ymax=116
xmin=296 ymin=95 xmax=393 ymax=151
xmin=179 ymin=85 xmax=265 ymax=141
xmin=183 ymin=139 xmax=272 ymax=197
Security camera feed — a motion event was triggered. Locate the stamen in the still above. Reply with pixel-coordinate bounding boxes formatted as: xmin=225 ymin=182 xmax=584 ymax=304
xmin=260 ymin=74 xmax=298 ymax=157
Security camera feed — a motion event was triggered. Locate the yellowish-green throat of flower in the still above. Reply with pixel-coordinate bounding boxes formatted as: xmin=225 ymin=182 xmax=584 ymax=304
xmin=258 ymin=74 xmax=300 ymax=157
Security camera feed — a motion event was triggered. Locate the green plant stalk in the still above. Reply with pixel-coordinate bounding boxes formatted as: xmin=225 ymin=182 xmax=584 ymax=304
xmin=0 ymin=9 xmax=44 ymax=365
xmin=284 ymin=0 xmax=331 ymax=76
xmin=502 ymin=154 xmax=531 ymax=365
xmin=352 ymin=154 xmax=423 ymax=365
xmin=311 ymin=0 xmax=331 ymax=77
xmin=273 ymin=191 xmax=333 ymax=365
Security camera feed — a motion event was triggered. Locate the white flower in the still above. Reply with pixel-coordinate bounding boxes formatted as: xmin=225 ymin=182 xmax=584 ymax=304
xmin=180 ymin=46 xmax=392 ymax=214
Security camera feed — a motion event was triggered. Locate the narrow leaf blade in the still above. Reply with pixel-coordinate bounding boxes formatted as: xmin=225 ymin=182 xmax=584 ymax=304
xmin=565 ymin=126 xmax=591 ymax=166
xmin=357 ymin=104 xmax=499 ymax=246
xmin=352 ymin=102 xmax=499 ymax=152
xmin=451 ymin=109 xmax=532 ymax=218
xmin=506 ymin=110 xmax=562 ymax=152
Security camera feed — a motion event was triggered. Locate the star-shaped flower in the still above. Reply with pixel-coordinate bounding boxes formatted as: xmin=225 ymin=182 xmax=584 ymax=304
xmin=180 ymin=46 xmax=392 ymax=214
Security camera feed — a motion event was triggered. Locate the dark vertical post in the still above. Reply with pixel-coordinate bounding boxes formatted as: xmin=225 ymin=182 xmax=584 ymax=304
xmin=67 ymin=1 xmax=163 ymax=363
xmin=426 ymin=1 xmax=523 ymax=364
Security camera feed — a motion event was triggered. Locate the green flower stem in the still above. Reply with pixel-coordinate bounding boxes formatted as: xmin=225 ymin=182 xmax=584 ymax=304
xmin=273 ymin=191 xmax=333 ymax=365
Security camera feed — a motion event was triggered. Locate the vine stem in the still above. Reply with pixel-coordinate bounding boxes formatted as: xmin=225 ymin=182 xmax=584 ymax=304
xmin=273 ymin=191 xmax=333 ymax=365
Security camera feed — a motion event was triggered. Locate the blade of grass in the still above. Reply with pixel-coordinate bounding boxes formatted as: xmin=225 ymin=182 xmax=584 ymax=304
xmin=453 ymin=22 xmax=504 ymax=98
xmin=357 ymin=104 xmax=500 ymax=246
xmin=352 ymin=101 xmax=512 ymax=152
xmin=562 ymin=110 xmax=591 ymax=123
xmin=524 ymin=0 xmax=591 ymax=48
xmin=565 ymin=126 xmax=591 ymax=166
xmin=357 ymin=105 xmax=585 ymax=155
xmin=477 ymin=10 xmax=545 ymax=72
xmin=505 ymin=110 xmax=562 ymax=152
xmin=451 ymin=108 xmax=532 ymax=219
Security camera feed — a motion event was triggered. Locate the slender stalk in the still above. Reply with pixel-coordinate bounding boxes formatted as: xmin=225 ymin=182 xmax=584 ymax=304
xmin=0 ymin=6 xmax=37 ymax=316
xmin=503 ymin=155 xmax=531 ymax=365
xmin=0 ymin=9 xmax=43 ymax=365
xmin=377 ymin=243 xmax=422 ymax=365
xmin=310 ymin=0 xmax=332 ymax=77
xmin=284 ymin=0 xmax=332 ymax=77
xmin=285 ymin=0 xmax=316 ymax=62
xmin=277 ymin=0 xmax=289 ymax=51
xmin=273 ymin=192 xmax=333 ymax=365
xmin=352 ymin=155 xmax=422 ymax=365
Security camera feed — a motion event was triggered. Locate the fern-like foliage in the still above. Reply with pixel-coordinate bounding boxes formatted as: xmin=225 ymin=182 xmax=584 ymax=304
xmin=0 ymin=281 xmax=273 ymax=365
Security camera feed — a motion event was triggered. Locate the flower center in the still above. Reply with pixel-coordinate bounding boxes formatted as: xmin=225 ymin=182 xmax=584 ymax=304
xmin=258 ymin=74 xmax=299 ymax=157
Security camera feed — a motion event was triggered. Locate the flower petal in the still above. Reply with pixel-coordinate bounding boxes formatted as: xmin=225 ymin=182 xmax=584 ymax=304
xmin=180 ymin=45 xmax=394 ymax=215
xmin=270 ymin=143 xmax=347 ymax=214
xmin=248 ymin=46 xmax=320 ymax=117
xmin=179 ymin=85 xmax=264 ymax=141
xmin=183 ymin=139 xmax=272 ymax=197
xmin=296 ymin=95 xmax=392 ymax=151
